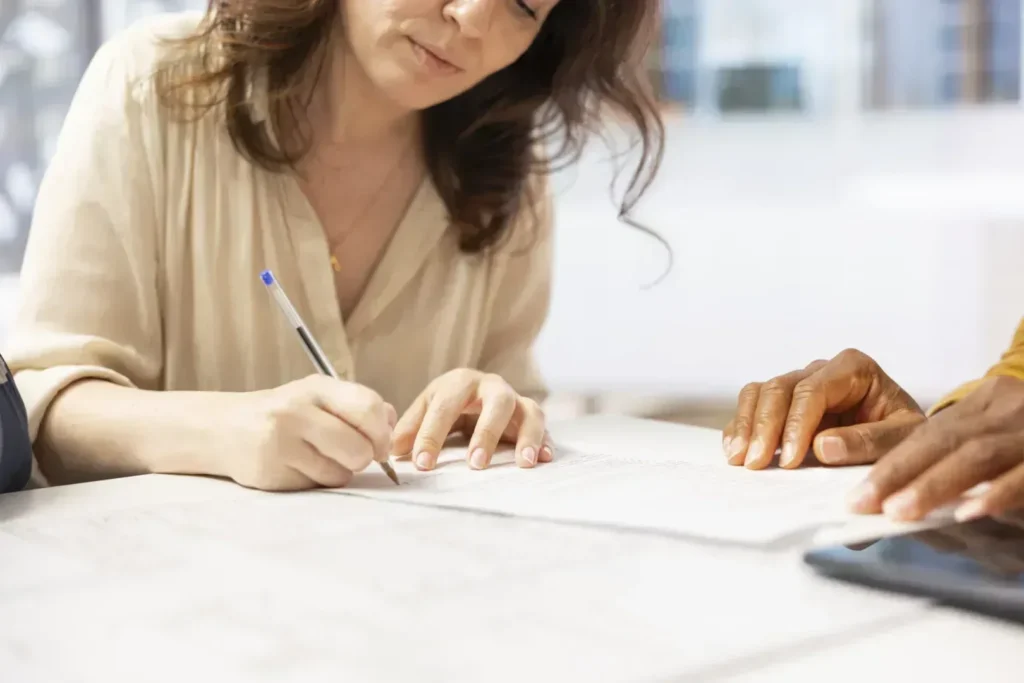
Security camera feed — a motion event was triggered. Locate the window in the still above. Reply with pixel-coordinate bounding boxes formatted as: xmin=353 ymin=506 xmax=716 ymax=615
xmin=659 ymin=0 xmax=699 ymax=107
xmin=940 ymin=71 xmax=963 ymax=101
xmin=716 ymin=64 xmax=804 ymax=113
xmin=0 ymin=0 xmax=95 ymax=273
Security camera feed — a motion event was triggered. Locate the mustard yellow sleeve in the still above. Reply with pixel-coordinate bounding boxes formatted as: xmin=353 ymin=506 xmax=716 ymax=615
xmin=929 ymin=318 xmax=1024 ymax=414
xmin=476 ymin=174 xmax=553 ymax=403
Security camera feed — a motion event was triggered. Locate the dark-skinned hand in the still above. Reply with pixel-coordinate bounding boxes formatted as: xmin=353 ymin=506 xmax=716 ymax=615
xmin=724 ymin=349 xmax=1024 ymax=522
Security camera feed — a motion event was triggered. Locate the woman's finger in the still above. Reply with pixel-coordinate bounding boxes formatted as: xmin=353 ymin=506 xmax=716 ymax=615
xmin=512 ymin=398 xmax=546 ymax=469
xmin=310 ymin=378 xmax=392 ymax=464
xmin=391 ymin=392 xmax=429 ymax=459
xmin=539 ymin=432 xmax=555 ymax=463
xmin=284 ymin=440 xmax=354 ymax=489
xmin=467 ymin=376 xmax=517 ymax=470
xmin=412 ymin=380 xmax=476 ymax=471
xmin=300 ymin=404 xmax=376 ymax=473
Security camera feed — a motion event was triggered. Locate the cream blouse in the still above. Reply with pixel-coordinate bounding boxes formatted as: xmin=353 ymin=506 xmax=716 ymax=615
xmin=4 ymin=14 xmax=552 ymax=467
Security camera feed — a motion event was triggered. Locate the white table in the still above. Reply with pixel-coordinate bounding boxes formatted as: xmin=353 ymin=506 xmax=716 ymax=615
xmin=0 ymin=416 xmax=1020 ymax=682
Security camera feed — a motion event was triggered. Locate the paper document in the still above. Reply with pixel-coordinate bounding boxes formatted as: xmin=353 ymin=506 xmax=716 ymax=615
xmin=341 ymin=416 xmax=945 ymax=546
xmin=0 ymin=475 xmax=926 ymax=683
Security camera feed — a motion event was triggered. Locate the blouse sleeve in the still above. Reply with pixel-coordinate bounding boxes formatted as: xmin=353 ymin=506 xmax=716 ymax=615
xmin=4 ymin=35 xmax=165 ymax=444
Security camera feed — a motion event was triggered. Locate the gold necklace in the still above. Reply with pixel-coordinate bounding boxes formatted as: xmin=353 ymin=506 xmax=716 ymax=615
xmin=323 ymin=144 xmax=417 ymax=273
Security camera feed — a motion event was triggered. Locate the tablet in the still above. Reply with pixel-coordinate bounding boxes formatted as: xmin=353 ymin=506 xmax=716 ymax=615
xmin=804 ymin=517 xmax=1024 ymax=624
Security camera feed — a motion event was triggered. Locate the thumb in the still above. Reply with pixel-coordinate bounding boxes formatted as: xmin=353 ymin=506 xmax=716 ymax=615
xmin=813 ymin=412 xmax=924 ymax=466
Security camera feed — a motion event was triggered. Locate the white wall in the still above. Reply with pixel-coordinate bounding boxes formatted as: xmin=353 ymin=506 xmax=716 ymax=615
xmin=537 ymin=108 xmax=1024 ymax=406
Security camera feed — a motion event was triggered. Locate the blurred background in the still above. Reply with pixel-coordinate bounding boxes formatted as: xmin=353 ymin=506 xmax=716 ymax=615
xmin=1 ymin=0 xmax=1022 ymax=427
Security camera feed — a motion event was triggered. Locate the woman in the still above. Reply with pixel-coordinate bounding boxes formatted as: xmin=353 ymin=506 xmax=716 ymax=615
xmin=722 ymin=319 xmax=1024 ymax=523
xmin=6 ymin=1 xmax=662 ymax=490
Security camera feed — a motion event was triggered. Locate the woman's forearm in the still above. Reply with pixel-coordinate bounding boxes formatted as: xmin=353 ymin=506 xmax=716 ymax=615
xmin=36 ymin=380 xmax=248 ymax=485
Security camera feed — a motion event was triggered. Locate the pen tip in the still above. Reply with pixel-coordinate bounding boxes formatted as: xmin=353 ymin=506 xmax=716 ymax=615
xmin=260 ymin=270 xmax=274 ymax=286
xmin=382 ymin=461 xmax=400 ymax=485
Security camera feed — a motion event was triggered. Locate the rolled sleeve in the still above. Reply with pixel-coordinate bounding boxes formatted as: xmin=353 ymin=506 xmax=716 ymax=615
xmin=929 ymin=318 xmax=1024 ymax=415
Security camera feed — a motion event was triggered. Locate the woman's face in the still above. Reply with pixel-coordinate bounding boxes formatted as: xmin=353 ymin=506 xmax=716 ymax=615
xmin=340 ymin=0 xmax=561 ymax=110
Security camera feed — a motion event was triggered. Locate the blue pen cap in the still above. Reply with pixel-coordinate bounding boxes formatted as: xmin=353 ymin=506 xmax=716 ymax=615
xmin=260 ymin=269 xmax=275 ymax=286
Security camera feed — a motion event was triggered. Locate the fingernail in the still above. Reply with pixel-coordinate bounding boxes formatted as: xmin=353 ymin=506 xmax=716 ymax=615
xmin=415 ymin=451 xmax=433 ymax=470
xmin=819 ymin=437 xmax=847 ymax=465
xmin=847 ymin=480 xmax=879 ymax=512
xmin=744 ymin=439 xmax=766 ymax=469
xmin=779 ymin=443 xmax=797 ymax=468
xmin=470 ymin=448 xmax=489 ymax=470
xmin=522 ymin=447 xmax=537 ymax=466
xmin=727 ymin=438 xmax=747 ymax=465
xmin=722 ymin=436 xmax=732 ymax=454
xmin=541 ymin=445 xmax=553 ymax=461
xmin=883 ymin=490 xmax=919 ymax=520
xmin=955 ymin=498 xmax=988 ymax=523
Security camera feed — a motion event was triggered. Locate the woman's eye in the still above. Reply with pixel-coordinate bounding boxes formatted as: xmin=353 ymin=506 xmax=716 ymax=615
xmin=516 ymin=0 xmax=538 ymax=20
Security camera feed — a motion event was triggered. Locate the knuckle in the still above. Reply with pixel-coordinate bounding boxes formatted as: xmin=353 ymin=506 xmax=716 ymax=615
xmin=519 ymin=396 xmax=542 ymax=416
xmin=263 ymin=396 xmax=304 ymax=433
xmin=761 ymin=378 xmax=791 ymax=396
xmin=360 ymin=397 xmax=388 ymax=426
xmin=449 ymin=367 xmax=478 ymax=386
xmin=739 ymin=382 xmax=762 ymax=399
xmin=837 ymin=348 xmax=880 ymax=373
xmin=490 ymin=389 xmax=518 ymax=413
xmin=299 ymin=374 xmax=332 ymax=395
xmin=791 ymin=377 xmax=819 ymax=401
xmin=427 ymin=396 xmax=456 ymax=420
xmin=483 ymin=372 xmax=509 ymax=387
xmin=960 ymin=437 xmax=1001 ymax=467
xmin=350 ymin=384 xmax=384 ymax=410
xmin=415 ymin=433 xmax=447 ymax=453
xmin=474 ymin=425 xmax=505 ymax=446
xmin=347 ymin=442 xmax=375 ymax=471
xmin=836 ymin=348 xmax=867 ymax=363
xmin=732 ymin=414 xmax=753 ymax=432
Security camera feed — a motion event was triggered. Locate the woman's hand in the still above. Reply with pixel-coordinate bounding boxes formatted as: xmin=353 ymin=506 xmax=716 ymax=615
xmin=722 ymin=349 xmax=925 ymax=470
xmin=391 ymin=369 xmax=552 ymax=471
xmin=226 ymin=376 xmax=396 ymax=491
xmin=850 ymin=375 xmax=1024 ymax=523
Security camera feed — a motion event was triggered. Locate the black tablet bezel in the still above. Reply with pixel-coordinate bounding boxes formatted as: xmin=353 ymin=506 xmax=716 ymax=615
xmin=804 ymin=526 xmax=1024 ymax=625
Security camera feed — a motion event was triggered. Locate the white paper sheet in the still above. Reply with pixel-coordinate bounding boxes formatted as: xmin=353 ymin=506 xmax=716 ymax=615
xmin=338 ymin=417 xmax=938 ymax=546
xmin=0 ymin=476 xmax=926 ymax=683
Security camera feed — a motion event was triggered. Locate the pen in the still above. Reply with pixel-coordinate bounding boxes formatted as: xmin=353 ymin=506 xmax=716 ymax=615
xmin=260 ymin=269 xmax=400 ymax=485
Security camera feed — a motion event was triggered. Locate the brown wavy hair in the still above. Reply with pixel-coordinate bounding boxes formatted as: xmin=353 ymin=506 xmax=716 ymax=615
xmin=157 ymin=0 xmax=664 ymax=253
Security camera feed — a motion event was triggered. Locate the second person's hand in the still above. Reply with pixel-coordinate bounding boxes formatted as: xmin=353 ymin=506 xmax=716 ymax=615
xmin=390 ymin=369 xmax=553 ymax=472
xmin=723 ymin=349 xmax=926 ymax=470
